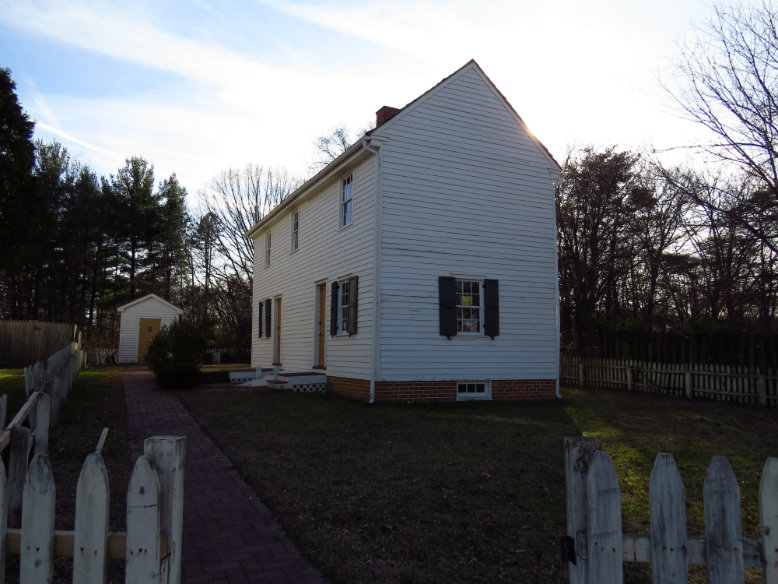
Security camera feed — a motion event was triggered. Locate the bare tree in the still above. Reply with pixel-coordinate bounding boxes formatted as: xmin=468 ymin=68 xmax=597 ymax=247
xmin=668 ymin=0 xmax=778 ymax=195
xmin=310 ymin=123 xmax=375 ymax=172
xmin=194 ymin=164 xmax=299 ymax=344
xmin=198 ymin=164 xmax=299 ymax=282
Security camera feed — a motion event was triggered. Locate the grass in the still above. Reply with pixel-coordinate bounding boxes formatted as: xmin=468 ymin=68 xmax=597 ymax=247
xmin=0 ymin=368 xmax=29 ymax=415
xmin=178 ymin=386 xmax=777 ymax=584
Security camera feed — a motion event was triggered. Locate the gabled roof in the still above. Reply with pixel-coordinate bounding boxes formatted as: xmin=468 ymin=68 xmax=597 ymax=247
xmin=117 ymin=293 xmax=183 ymax=314
xmin=246 ymin=59 xmax=560 ymax=238
xmin=368 ymin=59 xmax=560 ymax=170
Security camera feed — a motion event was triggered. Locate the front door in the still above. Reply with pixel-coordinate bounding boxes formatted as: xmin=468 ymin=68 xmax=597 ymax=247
xmin=273 ymin=297 xmax=282 ymax=365
xmin=315 ymin=283 xmax=326 ymax=368
xmin=138 ymin=318 xmax=161 ymax=362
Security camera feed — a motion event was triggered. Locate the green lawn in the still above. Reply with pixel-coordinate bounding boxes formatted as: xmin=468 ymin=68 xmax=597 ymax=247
xmin=178 ymin=386 xmax=777 ymax=584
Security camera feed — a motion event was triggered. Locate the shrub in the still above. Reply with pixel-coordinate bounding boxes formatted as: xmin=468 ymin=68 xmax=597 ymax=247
xmin=145 ymin=320 xmax=210 ymax=389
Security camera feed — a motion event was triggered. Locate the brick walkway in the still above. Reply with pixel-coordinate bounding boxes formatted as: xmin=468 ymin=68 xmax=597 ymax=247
xmin=122 ymin=368 xmax=326 ymax=584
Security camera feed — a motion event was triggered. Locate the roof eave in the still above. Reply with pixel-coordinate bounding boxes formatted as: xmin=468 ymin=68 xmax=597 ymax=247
xmin=245 ymin=139 xmax=369 ymax=239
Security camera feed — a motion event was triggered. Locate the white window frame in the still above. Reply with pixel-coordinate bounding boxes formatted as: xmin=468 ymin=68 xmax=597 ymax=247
xmin=291 ymin=210 xmax=299 ymax=251
xmin=338 ymin=279 xmax=352 ymax=335
xmin=457 ymin=381 xmax=491 ymax=401
xmin=455 ymin=279 xmax=483 ymax=335
xmin=264 ymin=232 xmax=271 ymax=266
xmin=340 ymin=175 xmax=353 ymax=227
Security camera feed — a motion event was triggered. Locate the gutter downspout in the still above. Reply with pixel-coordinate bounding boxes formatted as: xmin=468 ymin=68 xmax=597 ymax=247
xmin=363 ymin=137 xmax=382 ymax=404
xmin=553 ymin=177 xmax=562 ymax=399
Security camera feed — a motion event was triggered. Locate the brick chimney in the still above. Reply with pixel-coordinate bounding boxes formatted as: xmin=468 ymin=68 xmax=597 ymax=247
xmin=376 ymin=106 xmax=400 ymax=127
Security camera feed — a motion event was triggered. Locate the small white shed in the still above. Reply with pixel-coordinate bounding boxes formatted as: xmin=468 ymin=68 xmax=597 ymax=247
xmin=117 ymin=294 xmax=183 ymax=363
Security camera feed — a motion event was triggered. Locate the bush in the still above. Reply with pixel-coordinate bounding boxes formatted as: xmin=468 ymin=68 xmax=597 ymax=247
xmin=145 ymin=320 xmax=210 ymax=389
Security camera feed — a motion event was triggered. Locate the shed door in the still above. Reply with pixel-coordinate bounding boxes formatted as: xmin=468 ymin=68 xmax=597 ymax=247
xmin=138 ymin=318 xmax=161 ymax=362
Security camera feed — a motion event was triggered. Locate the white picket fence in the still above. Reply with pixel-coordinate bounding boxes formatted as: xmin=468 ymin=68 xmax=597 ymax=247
xmin=560 ymin=357 xmax=778 ymax=407
xmin=564 ymin=437 xmax=778 ymax=584
xmin=1 ymin=433 xmax=185 ymax=583
xmin=23 ymin=340 xmax=85 ymax=426
xmin=8 ymin=342 xmax=186 ymax=582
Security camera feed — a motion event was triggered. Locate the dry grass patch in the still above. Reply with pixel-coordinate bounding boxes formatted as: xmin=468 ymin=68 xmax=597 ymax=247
xmin=179 ymin=386 xmax=776 ymax=584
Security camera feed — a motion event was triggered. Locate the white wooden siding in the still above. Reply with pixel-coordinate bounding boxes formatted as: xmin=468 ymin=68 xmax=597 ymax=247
xmin=372 ymin=64 xmax=559 ymax=381
xmin=251 ymin=158 xmax=376 ymax=379
xmin=117 ymin=297 xmax=182 ymax=363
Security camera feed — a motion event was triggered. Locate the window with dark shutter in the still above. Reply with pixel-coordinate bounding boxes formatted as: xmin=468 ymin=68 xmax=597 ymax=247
xmin=439 ymin=276 xmax=457 ymax=338
xmin=347 ymin=276 xmax=358 ymax=335
xmin=484 ymin=279 xmax=499 ymax=338
xmin=264 ymin=298 xmax=272 ymax=338
xmin=330 ymin=281 xmax=339 ymax=336
xmin=258 ymin=301 xmax=263 ymax=337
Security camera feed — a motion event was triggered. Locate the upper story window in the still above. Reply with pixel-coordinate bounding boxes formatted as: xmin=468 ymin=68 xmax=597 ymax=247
xmin=291 ymin=210 xmax=299 ymax=251
xmin=264 ymin=232 xmax=271 ymax=266
xmin=341 ymin=175 xmax=353 ymax=227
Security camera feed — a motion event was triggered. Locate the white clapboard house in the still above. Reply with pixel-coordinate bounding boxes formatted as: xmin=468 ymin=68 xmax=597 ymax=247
xmin=247 ymin=60 xmax=561 ymax=402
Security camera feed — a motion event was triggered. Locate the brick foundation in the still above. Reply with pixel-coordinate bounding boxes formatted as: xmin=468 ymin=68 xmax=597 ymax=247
xmin=326 ymin=376 xmax=371 ymax=401
xmin=327 ymin=377 xmax=557 ymax=403
xmin=491 ymin=379 xmax=557 ymax=400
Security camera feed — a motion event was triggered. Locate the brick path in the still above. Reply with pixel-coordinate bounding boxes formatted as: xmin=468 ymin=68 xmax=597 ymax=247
xmin=122 ymin=368 xmax=326 ymax=584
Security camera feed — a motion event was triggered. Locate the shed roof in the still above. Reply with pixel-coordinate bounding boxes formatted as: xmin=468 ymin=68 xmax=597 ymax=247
xmin=117 ymin=293 xmax=183 ymax=314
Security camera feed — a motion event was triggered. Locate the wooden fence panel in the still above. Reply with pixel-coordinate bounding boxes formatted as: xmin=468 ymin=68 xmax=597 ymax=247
xmin=560 ymin=357 xmax=778 ymax=408
xmin=761 ymin=458 xmax=778 ymax=584
xmin=20 ymin=453 xmax=55 ymax=584
xmin=649 ymin=454 xmax=687 ymax=584
xmin=126 ymin=454 xmax=161 ymax=584
xmin=73 ymin=452 xmax=110 ymax=583
xmin=586 ymin=450 xmax=623 ymax=584
xmin=703 ymin=456 xmax=744 ymax=584
xmin=0 ymin=321 xmax=76 ymax=368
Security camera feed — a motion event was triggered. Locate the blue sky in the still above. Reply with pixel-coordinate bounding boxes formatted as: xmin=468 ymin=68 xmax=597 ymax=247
xmin=1 ymin=0 xmax=715 ymax=197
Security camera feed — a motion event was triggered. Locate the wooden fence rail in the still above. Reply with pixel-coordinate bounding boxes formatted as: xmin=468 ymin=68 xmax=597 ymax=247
xmin=563 ymin=437 xmax=778 ymax=584
xmin=3 ymin=433 xmax=185 ymax=583
xmin=560 ymin=357 xmax=778 ymax=408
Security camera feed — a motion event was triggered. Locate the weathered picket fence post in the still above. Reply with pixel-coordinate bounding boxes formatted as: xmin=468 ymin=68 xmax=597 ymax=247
xmin=145 ymin=436 xmax=186 ymax=584
xmin=586 ymin=450 xmax=623 ymax=584
xmin=704 ymin=456 xmax=744 ymax=584
xmin=7 ymin=425 xmax=32 ymax=528
xmin=33 ymin=393 xmax=51 ymax=456
xmin=762 ymin=457 xmax=778 ymax=584
xmin=20 ymin=453 xmax=55 ymax=583
xmin=0 ymin=459 xmax=8 ymax=583
xmin=649 ymin=453 xmax=687 ymax=583
xmin=564 ymin=436 xmax=601 ymax=584
xmin=73 ymin=451 xmax=110 ymax=583
xmin=126 ymin=454 xmax=161 ymax=583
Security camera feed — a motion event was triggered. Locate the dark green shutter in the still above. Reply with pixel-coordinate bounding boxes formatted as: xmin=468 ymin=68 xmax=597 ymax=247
xmin=484 ymin=279 xmax=499 ymax=339
xmin=258 ymin=301 xmax=263 ymax=337
xmin=330 ymin=281 xmax=339 ymax=336
xmin=439 ymin=276 xmax=457 ymax=338
xmin=348 ymin=276 xmax=358 ymax=335
xmin=264 ymin=299 xmax=272 ymax=338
